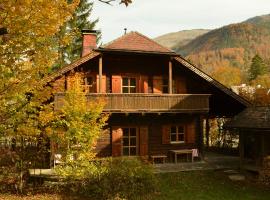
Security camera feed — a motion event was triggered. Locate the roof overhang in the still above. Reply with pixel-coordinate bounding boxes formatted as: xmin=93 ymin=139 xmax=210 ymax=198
xmin=97 ymin=48 xmax=178 ymax=56
xmin=173 ymin=56 xmax=251 ymax=108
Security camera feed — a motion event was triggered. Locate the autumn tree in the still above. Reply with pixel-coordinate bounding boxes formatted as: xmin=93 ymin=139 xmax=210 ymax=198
xmin=0 ymin=0 xmax=79 ymax=192
xmin=248 ymin=54 xmax=268 ymax=81
xmin=211 ymin=66 xmax=243 ymax=87
xmin=53 ymin=73 xmax=108 ymax=178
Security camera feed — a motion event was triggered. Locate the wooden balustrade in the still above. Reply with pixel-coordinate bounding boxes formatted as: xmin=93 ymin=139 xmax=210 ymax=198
xmin=54 ymin=93 xmax=211 ymax=113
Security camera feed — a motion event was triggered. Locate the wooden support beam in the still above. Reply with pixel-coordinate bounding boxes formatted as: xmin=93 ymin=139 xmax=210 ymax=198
xmin=169 ymin=60 xmax=173 ymax=94
xmin=239 ymin=131 xmax=244 ymax=168
xmin=99 ymin=56 xmax=103 ymax=93
xmin=206 ymin=117 xmax=210 ymax=148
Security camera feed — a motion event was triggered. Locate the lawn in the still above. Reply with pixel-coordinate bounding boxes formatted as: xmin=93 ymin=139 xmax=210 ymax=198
xmin=1 ymin=170 xmax=270 ymax=200
xmin=153 ymin=170 xmax=270 ymax=200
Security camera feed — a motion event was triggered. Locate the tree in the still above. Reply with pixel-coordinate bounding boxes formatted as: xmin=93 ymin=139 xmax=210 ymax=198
xmin=211 ymin=66 xmax=243 ymax=87
xmin=0 ymin=0 xmax=79 ymax=132
xmin=248 ymin=54 xmax=268 ymax=81
xmin=0 ymin=0 xmax=79 ymax=192
xmin=55 ymin=0 xmax=100 ymax=68
xmin=53 ymin=73 xmax=108 ymax=178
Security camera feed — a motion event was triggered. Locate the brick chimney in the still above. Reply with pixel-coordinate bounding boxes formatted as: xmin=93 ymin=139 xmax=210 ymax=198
xmin=81 ymin=29 xmax=97 ymax=57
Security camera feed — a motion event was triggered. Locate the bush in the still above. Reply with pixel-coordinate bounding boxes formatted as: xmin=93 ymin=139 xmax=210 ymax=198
xmin=60 ymin=157 xmax=158 ymax=199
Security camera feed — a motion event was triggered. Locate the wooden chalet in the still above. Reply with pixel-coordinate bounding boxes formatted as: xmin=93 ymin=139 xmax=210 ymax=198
xmin=48 ymin=30 xmax=250 ymax=162
xmin=225 ymin=106 xmax=270 ymax=171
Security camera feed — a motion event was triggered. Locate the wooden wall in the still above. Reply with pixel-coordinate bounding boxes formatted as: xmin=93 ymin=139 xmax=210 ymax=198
xmin=94 ymin=113 xmax=202 ymax=157
xmin=52 ymin=53 xmax=188 ymax=94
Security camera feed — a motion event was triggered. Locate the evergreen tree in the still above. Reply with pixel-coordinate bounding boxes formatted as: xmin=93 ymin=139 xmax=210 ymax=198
xmin=55 ymin=0 xmax=100 ymax=69
xmin=248 ymin=54 xmax=268 ymax=81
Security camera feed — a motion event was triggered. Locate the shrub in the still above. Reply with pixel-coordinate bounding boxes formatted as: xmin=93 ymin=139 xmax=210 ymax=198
xmin=60 ymin=157 xmax=158 ymax=200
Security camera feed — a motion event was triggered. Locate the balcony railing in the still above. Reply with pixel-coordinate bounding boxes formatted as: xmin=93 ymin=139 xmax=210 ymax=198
xmin=54 ymin=93 xmax=211 ymax=113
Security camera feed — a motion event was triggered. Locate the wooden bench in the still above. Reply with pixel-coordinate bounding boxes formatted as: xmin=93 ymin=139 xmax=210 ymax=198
xmin=150 ymin=155 xmax=167 ymax=164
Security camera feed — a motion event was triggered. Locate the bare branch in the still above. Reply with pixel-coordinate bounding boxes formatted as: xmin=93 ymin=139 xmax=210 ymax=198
xmin=98 ymin=0 xmax=115 ymax=5
xmin=97 ymin=0 xmax=132 ymax=6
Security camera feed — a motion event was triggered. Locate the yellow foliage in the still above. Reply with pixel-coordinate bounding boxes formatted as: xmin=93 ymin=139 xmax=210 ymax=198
xmin=211 ymin=66 xmax=243 ymax=87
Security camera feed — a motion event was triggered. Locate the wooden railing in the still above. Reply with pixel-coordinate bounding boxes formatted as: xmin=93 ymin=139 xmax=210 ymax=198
xmin=54 ymin=93 xmax=211 ymax=113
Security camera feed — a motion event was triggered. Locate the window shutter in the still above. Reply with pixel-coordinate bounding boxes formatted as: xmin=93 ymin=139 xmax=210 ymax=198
xmin=175 ymin=77 xmax=187 ymax=94
xmin=186 ymin=121 xmax=196 ymax=144
xmin=96 ymin=75 xmax=107 ymax=93
xmin=153 ymin=76 xmax=163 ymax=94
xmin=139 ymin=76 xmax=148 ymax=93
xmin=139 ymin=126 xmax=148 ymax=156
xmin=112 ymin=127 xmax=123 ymax=157
xmin=112 ymin=75 xmax=122 ymax=93
xmin=162 ymin=125 xmax=170 ymax=144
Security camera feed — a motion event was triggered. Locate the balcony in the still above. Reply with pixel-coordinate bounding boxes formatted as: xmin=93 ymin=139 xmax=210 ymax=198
xmin=54 ymin=93 xmax=211 ymax=113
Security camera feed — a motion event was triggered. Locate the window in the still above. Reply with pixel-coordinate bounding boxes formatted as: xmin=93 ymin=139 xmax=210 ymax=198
xmin=162 ymin=78 xmax=168 ymax=93
xmin=122 ymin=128 xmax=137 ymax=156
xmin=170 ymin=126 xmax=185 ymax=143
xmin=148 ymin=77 xmax=153 ymax=93
xmin=82 ymin=76 xmax=94 ymax=92
xmin=122 ymin=77 xmax=136 ymax=93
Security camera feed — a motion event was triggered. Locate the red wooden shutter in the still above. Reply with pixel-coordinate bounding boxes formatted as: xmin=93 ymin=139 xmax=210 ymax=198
xmin=162 ymin=125 xmax=170 ymax=144
xmin=139 ymin=76 xmax=148 ymax=93
xmin=112 ymin=127 xmax=123 ymax=157
xmin=153 ymin=76 xmax=163 ymax=94
xmin=139 ymin=126 xmax=148 ymax=156
xmin=175 ymin=77 xmax=187 ymax=94
xmin=112 ymin=75 xmax=122 ymax=93
xmin=186 ymin=121 xmax=196 ymax=144
xmin=96 ymin=75 xmax=106 ymax=93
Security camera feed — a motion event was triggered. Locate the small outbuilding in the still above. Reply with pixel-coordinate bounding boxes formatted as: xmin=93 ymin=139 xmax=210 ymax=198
xmin=225 ymin=106 xmax=270 ymax=171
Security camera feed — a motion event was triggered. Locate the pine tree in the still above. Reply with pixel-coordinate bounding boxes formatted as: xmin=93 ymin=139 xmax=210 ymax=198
xmin=248 ymin=54 xmax=268 ymax=81
xmin=55 ymin=0 xmax=100 ymax=69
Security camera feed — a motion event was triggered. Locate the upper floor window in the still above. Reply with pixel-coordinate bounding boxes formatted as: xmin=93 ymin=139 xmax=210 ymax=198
xmin=82 ymin=76 xmax=94 ymax=93
xmin=162 ymin=78 xmax=168 ymax=93
xmin=170 ymin=125 xmax=185 ymax=143
xmin=122 ymin=77 xmax=136 ymax=93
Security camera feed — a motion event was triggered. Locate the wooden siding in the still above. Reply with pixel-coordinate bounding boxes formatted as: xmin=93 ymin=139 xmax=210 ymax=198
xmin=92 ymin=114 xmax=202 ymax=157
xmin=54 ymin=93 xmax=210 ymax=113
xmin=95 ymin=128 xmax=111 ymax=157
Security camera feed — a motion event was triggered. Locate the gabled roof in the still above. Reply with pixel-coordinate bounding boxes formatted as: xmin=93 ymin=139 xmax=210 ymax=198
xmin=45 ymin=51 xmax=100 ymax=83
xmin=98 ymin=31 xmax=177 ymax=55
xmin=225 ymin=106 xmax=270 ymax=130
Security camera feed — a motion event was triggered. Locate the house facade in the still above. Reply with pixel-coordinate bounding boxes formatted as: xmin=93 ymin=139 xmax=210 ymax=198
xmin=49 ymin=30 xmax=250 ymax=160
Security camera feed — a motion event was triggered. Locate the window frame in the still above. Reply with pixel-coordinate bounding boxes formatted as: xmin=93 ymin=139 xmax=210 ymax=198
xmin=82 ymin=74 xmax=95 ymax=93
xmin=162 ymin=78 xmax=169 ymax=94
xmin=170 ymin=125 xmax=185 ymax=144
xmin=122 ymin=77 xmax=137 ymax=93
xmin=122 ymin=127 xmax=138 ymax=156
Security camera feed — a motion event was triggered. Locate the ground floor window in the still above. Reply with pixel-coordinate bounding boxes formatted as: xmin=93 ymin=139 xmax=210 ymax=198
xmin=122 ymin=127 xmax=137 ymax=156
xmin=170 ymin=125 xmax=185 ymax=143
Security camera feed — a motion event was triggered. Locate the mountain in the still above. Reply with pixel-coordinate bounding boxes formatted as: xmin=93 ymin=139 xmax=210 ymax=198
xmin=174 ymin=14 xmax=270 ymax=75
xmin=154 ymin=29 xmax=210 ymax=50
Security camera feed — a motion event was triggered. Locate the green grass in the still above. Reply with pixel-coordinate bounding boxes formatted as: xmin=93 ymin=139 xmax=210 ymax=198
xmin=153 ymin=170 xmax=270 ymax=200
xmin=1 ymin=170 xmax=270 ymax=200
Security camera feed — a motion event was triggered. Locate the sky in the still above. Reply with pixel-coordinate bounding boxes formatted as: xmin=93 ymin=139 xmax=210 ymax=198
xmin=91 ymin=0 xmax=270 ymax=44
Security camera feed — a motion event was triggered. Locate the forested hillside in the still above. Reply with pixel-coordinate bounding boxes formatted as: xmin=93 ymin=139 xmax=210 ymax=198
xmin=154 ymin=29 xmax=210 ymax=50
xmin=175 ymin=14 xmax=270 ymax=79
